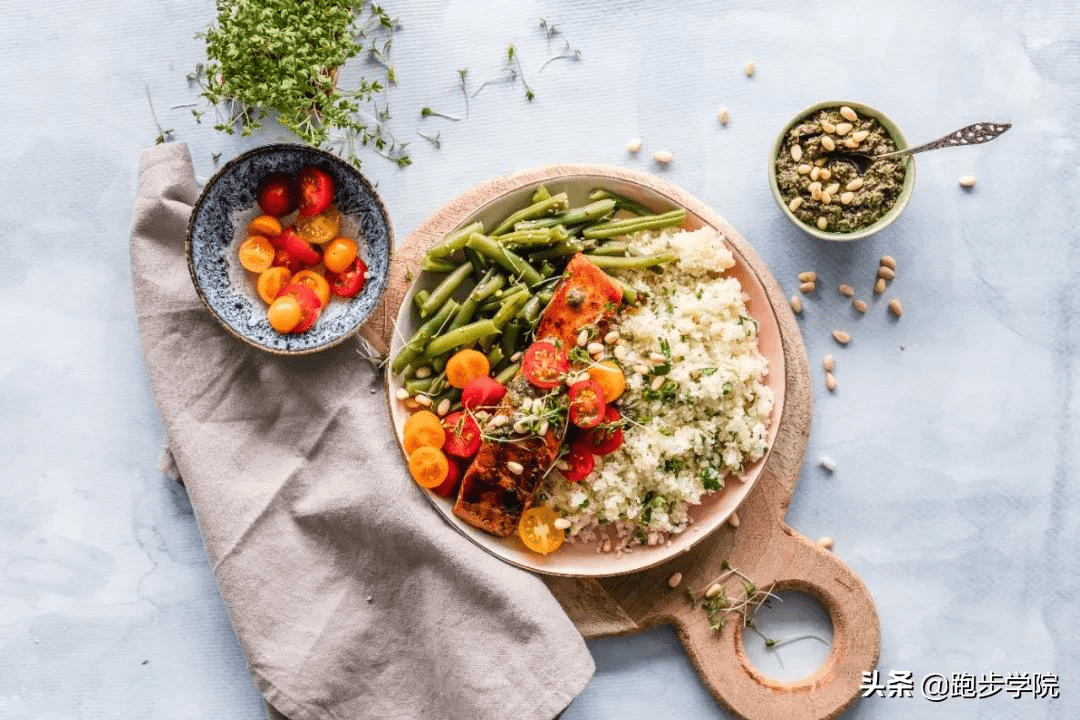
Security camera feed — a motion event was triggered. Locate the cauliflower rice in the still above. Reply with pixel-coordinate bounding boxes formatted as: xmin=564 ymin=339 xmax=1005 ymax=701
xmin=540 ymin=226 xmax=773 ymax=548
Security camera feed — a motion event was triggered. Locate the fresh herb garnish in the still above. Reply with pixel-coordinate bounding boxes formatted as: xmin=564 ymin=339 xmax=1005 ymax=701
xmin=700 ymin=466 xmax=723 ymax=491
xmin=144 ymin=83 xmax=173 ymax=145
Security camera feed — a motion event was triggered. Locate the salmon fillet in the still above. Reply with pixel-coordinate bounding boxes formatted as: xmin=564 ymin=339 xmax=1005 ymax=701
xmin=453 ymin=254 xmax=623 ymax=537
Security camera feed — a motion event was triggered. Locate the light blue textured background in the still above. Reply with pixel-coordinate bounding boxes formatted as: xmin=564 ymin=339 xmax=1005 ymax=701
xmin=1 ymin=0 xmax=1077 ymax=718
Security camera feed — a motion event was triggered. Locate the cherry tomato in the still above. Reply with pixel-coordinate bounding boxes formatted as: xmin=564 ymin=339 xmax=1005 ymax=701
xmin=273 ymin=226 xmax=322 ymax=267
xmin=442 ymin=412 xmax=482 ymax=459
xmin=256 ymin=267 xmax=292 ymax=305
xmin=267 ymin=295 xmax=302 ymax=333
xmin=409 ymin=446 xmax=449 ymax=489
xmin=275 ymin=283 xmax=322 ymax=333
xmin=431 ymin=457 xmax=462 ymax=498
xmin=323 ymin=237 xmax=358 ymax=274
xmin=296 ymin=207 xmax=340 ymax=245
xmin=580 ymin=407 xmax=624 ymax=456
xmin=296 ymin=166 xmax=335 ymax=217
xmin=257 ymin=173 xmax=296 ymax=217
xmin=271 ymin=248 xmax=306 ymax=275
xmin=461 ymin=376 xmax=507 ymax=411
xmin=291 ymin=269 xmax=331 ymax=308
xmin=247 ymin=215 xmax=282 ymax=238
xmin=238 ymin=235 xmax=275 ymax=273
xmin=521 ymin=341 xmax=569 ymax=390
xmin=563 ymin=441 xmax=595 ymax=483
xmin=326 ymin=257 xmax=367 ymax=298
xmin=568 ymin=379 xmax=607 ymax=429
xmin=517 ymin=506 xmax=565 ymax=555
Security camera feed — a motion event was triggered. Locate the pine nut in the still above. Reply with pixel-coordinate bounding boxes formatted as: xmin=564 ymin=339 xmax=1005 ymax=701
xmin=654 ymin=150 xmax=673 ymax=164
xmin=823 ymin=354 xmax=835 ymax=372
xmin=821 ymin=192 xmax=832 ymax=205
xmin=835 ymin=122 xmax=853 ymax=135
xmin=846 ymin=177 xmax=865 ymax=191
xmin=577 ymin=329 xmax=589 ymax=347
xmin=667 ymin=572 xmax=683 ymax=588
xmin=404 ymin=398 xmax=421 ymax=411
xmin=510 ymin=351 xmax=522 ymax=362
xmin=852 ymin=299 xmax=868 ymax=313
xmin=832 ymin=329 xmax=851 ymax=345
xmin=436 ymin=398 xmax=452 ymax=417
xmin=821 ymin=120 xmax=836 ymax=134
xmin=839 ymin=105 xmax=858 ymax=122
xmin=825 ymin=371 xmax=838 ymax=391
xmin=817 ymin=536 xmax=835 ymax=549
xmin=744 ymin=60 xmax=755 ymax=77
xmin=414 ymin=394 xmax=432 ymax=407
xmin=604 ymin=331 xmax=620 ymax=344
xmin=874 ymin=277 xmax=887 ymax=295
xmin=811 ymin=188 xmax=823 ymax=201
xmin=825 ymin=183 xmax=840 ymax=196
xmin=728 ymin=512 xmax=740 ymax=528
xmin=816 ymin=217 xmax=828 ymax=231
xmin=819 ymin=456 xmax=837 ymax=472
xmin=627 ymin=137 xmax=642 ymax=153
xmin=810 ymin=166 xmax=821 ymax=181
xmin=790 ymin=144 xmax=803 ymax=162
xmin=815 ymin=158 xmax=827 ymax=167
xmin=718 ymin=108 xmax=730 ymax=126
xmin=650 ymin=375 xmax=666 ymax=391
xmin=602 ymin=538 xmax=612 ymax=553
xmin=507 ymin=461 xmax=524 ymax=475
xmin=852 ymin=130 xmax=870 ymax=142
xmin=840 ymin=191 xmax=855 ymax=205
xmin=838 ymin=283 xmax=855 ymax=297
xmin=788 ymin=197 xmax=803 ymax=212
xmin=414 ymin=366 xmax=432 ymax=379
xmin=880 ymin=255 xmax=897 ymax=270
xmin=705 ymin=583 xmax=724 ymax=599
xmin=821 ymin=135 xmax=836 ymax=151
xmin=797 ymin=164 xmax=812 ymax=175
xmin=633 ymin=364 xmax=650 ymax=376
xmin=959 ymin=175 xmax=977 ymax=188
xmin=538 ymin=419 xmax=549 ymax=436
xmin=843 ymin=137 xmax=860 ymax=149
xmin=587 ymin=342 xmax=604 ymax=356
xmin=649 ymin=352 xmax=666 ymax=363
xmin=790 ymin=295 xmax=803 ymax=314
xmin=808 ymin=181 xmax=822 ymax=193
xmin=489 ymin=414 xmax=507 ymax=429
xmin=513 ymin=420 xmax=528 ymax=434
xmin=395 ymin=388 xmax=410 ymax=400
xmin=819 ymin=168 xmax=832 ymax=181
xmin=889 ymin=298 xmax=904 ymax=317
xmin=799 ymin=281 xmax=816 ymax=293
xmin=551 ymin=518 xmax=571 ymax=531
xmin=798 ymin=271 xmax=817 ymax=282
xmin=878 ymin=266 xmax=896 ymax=280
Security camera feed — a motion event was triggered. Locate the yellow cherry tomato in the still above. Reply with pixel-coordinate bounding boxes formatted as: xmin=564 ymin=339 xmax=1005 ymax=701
xmin=323 ymin=236 xmax=358 ymax=273
xmin=238 ymin=235 xmax=275 ymax=273
xmin=256 ymin=266 xmax=292 ymax=305
xmin=296 ymin=207 xmax=341 ymax=245
xmin=408 ymin=446 xmax=449 ymax=489
xmin=291 ymin=270 xmax=331 ymax=308
xmin=518 ymin=506 xmax=565 ymax=555
xmin=587 ymin=360 xmax=626 ymax=402
xmin=446 ymin=349 xmax=490 ymax=389
xmin=246 ymin=215 xmax=282 ymax=238
xmin=267 ymin=295 xmax=302 ymax=333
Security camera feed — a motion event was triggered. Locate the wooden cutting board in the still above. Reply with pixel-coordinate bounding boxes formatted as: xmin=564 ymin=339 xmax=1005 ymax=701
xmin=361 ymin=164 xmax=879 ymax=720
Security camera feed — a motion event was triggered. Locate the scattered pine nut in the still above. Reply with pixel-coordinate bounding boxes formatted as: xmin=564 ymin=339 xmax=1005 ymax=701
xmin=817 ymin=536 xmax=835 ymax=550
xmin=788 ymin=197 xmax=804 ymax=212
xmin=744 ymin=61 xmax=755 ymax=77
xmin=874 ymin=277 xmax=887 ymax=295
xmin=403 ymin=398 xmax=421 ymax=411
xmin=604 ymin=330 xmax=620 ymax=344
xmin=554 ymin=517 xmax=572 ymax=530
xmin=810 ymin=166 xmax=821 ymax=181
xmin=835 ymin=122 xmax=853 ymax=136
xmin=436 ymin=398 xmax=451 ymax=417
xmin=821 ymin=135 xmax=836 ymax=152
xmin=797 ymin=164 xmax=812 ymax=175
xmin=414 ymin=394 xmax=432 ymax=407
xmin=668 ymin=572 xmax=683 ymax=588
xmin=577 ymin=329 xmax=589 ymax=347
xmin=811 ymin=187 xmax=823 ymax=201
xmin=507 ymin=461 xmax=524 ymax=475
xmin=825 ymin=371 xmax=838 ymax=392
xmin=839 ymin=106 xmax=858 ymax=122
xmin=602 ymin=538 xmax=613 ymax=553
xmin=819 ymin=168 xmax=832 ymax=181
xmin=414 ymin=366 xmax=432 ymax=379
xmin=880 ymin=255 xmax=897 ymax=270
xmin=838 ymin=283 xmax=855 ymax=297
xmin=889 ymin=298 xmax=904 ymax=317
xmin=819 ymin=456 xmax=837 ymax=472
xmin=852 ymin=299 xmax=868 ymax=313
xmin=851 ymin=129 xmax=870 ymax=142
xmin=840 ymin=191 xmax=854 ymax=205
xmin=822 ymin=354 xmax=835 ymax=372
xmin=798 ymin=271 xmax=817 ymax=283
xmin=808 ymin=181 xmax=822 ymax=193
xmin=653 ymin=150 xmax=673 ymax=164
xmin=790 ymin=144 xmax=803 ymax=162
xmin=587 ymin=341 xmax=605 ymax=356
xmin=825 ymin=182 xmax=840 ymax=196
xmin=877 ymin=266 xmax=896 ymax=281
xmin=728 ymin=512 xmax=741 ymax=528
xmin=790 ymin=295 xmax=803 ymax=314
xmin=705 ymin=583 xmax=724 ymax=599
xmin=821 ymin=192 xmax=833 ymax=205
xmin=650 ymin=375 xmax=666 ymax=391
xmin=394 ymin=387 xmax=409 ymax=400
xmin=718 ymin=108 xmax=730 ymax=126
xmin=843 ymin=137 xmax=860 ymax=149
xmin=846 ymin=177 xmax=865 ymax=191
xmin=959 ymin=175 xmax=977 ymax=189
xmin=816 ymin=217 xmax=828 ymax=231
xmin=832 ymin=329 xmax=851 ymax=345
xmin=627 ymin=137 xmax=642 ymax=154
xmin=799 ymin=281 xmax=816 ymax=293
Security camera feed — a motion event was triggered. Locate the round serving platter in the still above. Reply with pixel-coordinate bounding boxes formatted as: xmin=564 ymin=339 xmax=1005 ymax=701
xmin=383 ymin=167 xmax=786 ymax=577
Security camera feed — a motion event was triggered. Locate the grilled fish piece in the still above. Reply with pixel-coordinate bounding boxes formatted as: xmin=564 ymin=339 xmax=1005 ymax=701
xmin=453 ymin=254 xmax=622 ymax=537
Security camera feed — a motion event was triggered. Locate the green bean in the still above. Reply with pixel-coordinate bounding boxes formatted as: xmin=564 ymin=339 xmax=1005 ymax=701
xmin=539 ymin=261 xmax=555 ymax=278
xmin=463 ymin=246 xmax=488 ymax=278
xmin=432 ymin=354 xmax=448 ymax=373
xmin=477 ymin=285 xmax=527 ymax=315
xmin=433 ymin=386 xmax=462 ymax=409
xmin=490 ymin=290 xmax=531 ymax=330
xmin=405 ymin=377 xmax=435 ymax=395
xmin=531 ymin=185 xmax=551 ymax=202
xmin=448 ymin=269 xmax=504 ymax=332
xmin=583 ymin=210 xmax=687 ymax=239
xmin=491 ymin=192 xmax=569 ymax=236
xmin=421 ymin=256 xmax=460 ymax=273
xmin=539 ymin=291 xmax=553 ymax=305
xmin=495 ymin=361 xmax=521 ymax=385
xmin=424 ymin=320 xmax=500 ymax=358
xmin=588 ymin=189 xmax=653 ymax=216
xmin=420 ymin=261 xmax=473 ymax=318
xmin=412 ymin=289 xmax=430 ymax=312
xmin=582 ymin=252 xmax=678 ymax=270
xmin=496 ymin=227 xmax=561 ymax=250
xmin=514 ymin=198 xmax=617 ymax=231
xmin=518 ymin=294 xmax=544 ymax=326
xmin=529 ymin=241 xmax=584 ymax=261
xmin=591 ymin=241 xmax=629 ymax=257
xmin=391 ymin=299 xmax=459 ymax=375
xmin=464 ymin=234 xmax=543 ymax=285
xmin=613 ymin=277 xmax=639 ymax=304
xmin=501 ymin=319 xmax=523 ymax=361
xmin=425 ymin=221 xmax=484 ymax=260
xmin=486 ymin=344 xmax=504 ymax=368
xmin=428 ymin=371 xmax=448 ymax=395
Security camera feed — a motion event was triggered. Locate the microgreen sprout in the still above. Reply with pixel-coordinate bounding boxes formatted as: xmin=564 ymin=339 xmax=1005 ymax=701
xmin=144 ymin=83 xmax=174 ymax=145
xmin=420 ymin=107 xmax=461 ymax=121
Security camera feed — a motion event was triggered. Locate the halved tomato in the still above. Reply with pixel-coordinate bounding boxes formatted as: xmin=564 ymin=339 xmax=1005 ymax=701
xmin=442 ymin=412 xmax=482 ymax=459
xmin=580 ymin=407 xmax=624 ymax=456
xmin=291 ymin=269 xmax=331 ymax=308
xmin=296 ymin=207 xmax=340 ymax=245
xmin=257 ymin=173 xmax=296 ymax=217
xmin=563 ymin=441 xmax=595 ymax=483
xmin=518 ymin=506 xmax=565 ymax=555
xmin=326 ymin=257 xmax=367 ymax=298
xmin=296 ymin=166 xmax=335 ymax=216
xmin=274 ymin=226 xmax=322 ymax=267
xmin=522 ymin=341 xmax=569 ymax=390
xmin=431 ymin=458 xmax=463 ymax=498
xmin=275 ymin=283 xmax=322 ymax=332
xmin=256 ymin=267 xmax=292 ymax=305
xmin=461 ymin=376 xmax=507 ymax=411
xmin=568 ymin=379 xmax=607 ymax=429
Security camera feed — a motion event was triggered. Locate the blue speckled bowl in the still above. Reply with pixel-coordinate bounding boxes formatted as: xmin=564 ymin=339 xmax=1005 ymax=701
xmin=186 ymin=144 xmax=393 ymax=354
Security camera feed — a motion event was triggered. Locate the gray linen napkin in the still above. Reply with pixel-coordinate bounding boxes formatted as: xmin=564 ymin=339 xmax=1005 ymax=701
xmin=130 ymin=143 xmax=594 ymax=720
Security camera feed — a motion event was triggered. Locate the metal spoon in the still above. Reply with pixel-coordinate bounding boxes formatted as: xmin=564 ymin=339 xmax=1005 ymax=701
xmin=827 ymin=121 xmax=1011 ymax=175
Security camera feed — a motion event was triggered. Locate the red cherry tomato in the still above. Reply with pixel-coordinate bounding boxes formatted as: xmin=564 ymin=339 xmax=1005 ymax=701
xmin=568 ymin=379 xmax=607 ymax=429
xmin=431 ymin=458 xmax=463 ymax=498
xmin=275 ymin=283 xmax=322 ymax=333
xmin=326 ymin=257 xmax=367 ymax=298
xmin=580 ymin=407 xmax=624 ymax=456
xmin=461 ymin=376 xmax=507 ymax=411
xmin=271 ymin=247 xmax=306 ymax=274
xmin=563 ymin=441 xmax=595 ymax=483
xmin=256 ymin=173 xmax=296 ymax=217
xmin=296 ymin=166 xmax=335 ymax=217
xmin=521 ymin=341 xmax=569 ymax=390
xmin=273 ymin=226 xmax=322 ymax=267
xmin=442 ymin=412 xmax=482 ymax=459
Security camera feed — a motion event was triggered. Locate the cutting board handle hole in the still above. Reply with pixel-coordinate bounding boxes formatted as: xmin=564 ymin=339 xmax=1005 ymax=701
xmin=740 ymin=590 xmax=834 ymax=683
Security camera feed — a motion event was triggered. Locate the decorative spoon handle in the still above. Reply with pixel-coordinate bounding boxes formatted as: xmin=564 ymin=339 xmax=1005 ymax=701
xmin=881 ymin=122 xmax=1011 ymax=159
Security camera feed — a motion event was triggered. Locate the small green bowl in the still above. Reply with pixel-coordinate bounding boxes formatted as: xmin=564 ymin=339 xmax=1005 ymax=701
xmin=768 ymin=100 xmax=915 ymax=241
